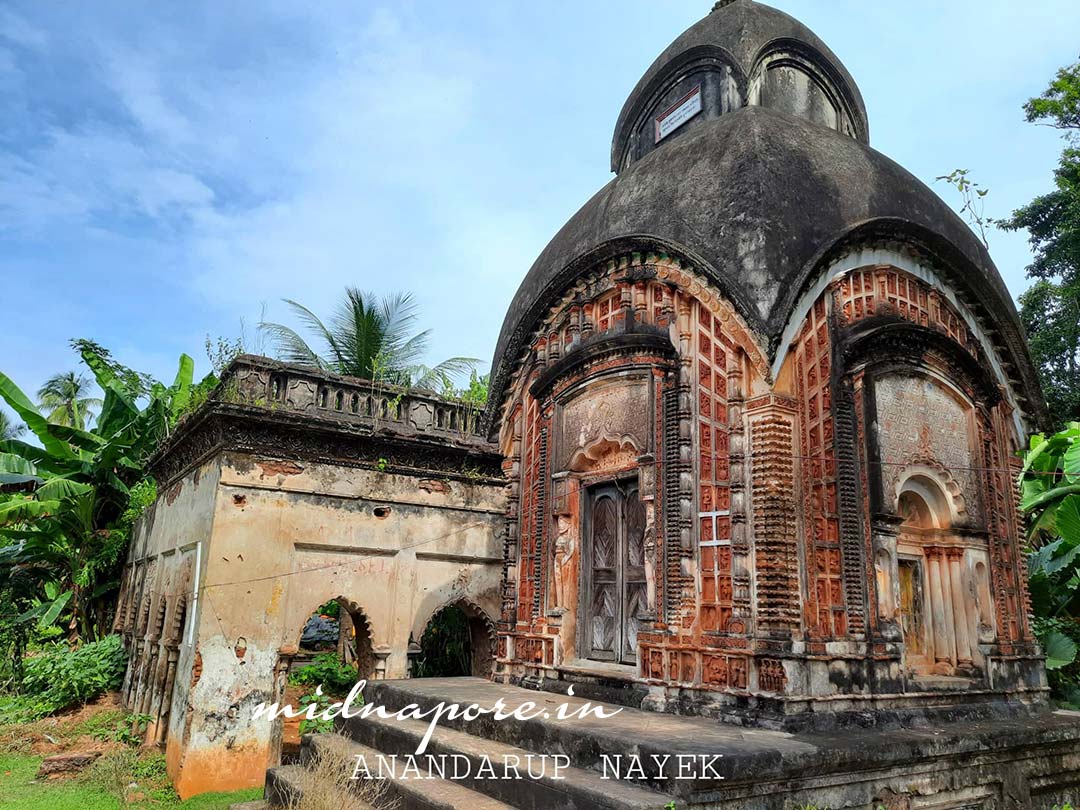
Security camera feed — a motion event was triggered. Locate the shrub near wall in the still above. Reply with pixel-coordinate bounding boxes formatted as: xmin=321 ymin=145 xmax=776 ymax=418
xmin=1 ymin=634 xmax=126 ymax=722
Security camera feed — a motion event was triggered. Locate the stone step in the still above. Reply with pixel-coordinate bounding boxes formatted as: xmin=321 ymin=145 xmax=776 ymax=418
xmin=358 ymin=676 xmax=1080 ymax=799
xmin=342 ymin=711 xmax=672 ymax=810
xmin=265 ymin=736 xmax=520 ymax=810
xmin=360 ymin=677 xmax=783 ymax=791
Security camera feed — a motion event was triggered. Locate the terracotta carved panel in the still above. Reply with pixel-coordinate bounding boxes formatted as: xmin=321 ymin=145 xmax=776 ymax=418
xmin=558 ymin=378 xmax=649 ymax=471
xmin=874 ymin=373 xmax=978 ymax=522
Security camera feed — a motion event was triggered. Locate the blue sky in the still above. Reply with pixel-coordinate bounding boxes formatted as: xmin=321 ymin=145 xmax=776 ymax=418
xmin=1 ymin=1 xmax=1078 ymax=423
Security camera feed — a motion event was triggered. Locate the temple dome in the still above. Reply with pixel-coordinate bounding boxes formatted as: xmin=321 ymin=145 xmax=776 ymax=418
xmin=488 ymin=105 xmax=1045 ymax=429
xmin=611 ymin=0 xmax=869 ymax=173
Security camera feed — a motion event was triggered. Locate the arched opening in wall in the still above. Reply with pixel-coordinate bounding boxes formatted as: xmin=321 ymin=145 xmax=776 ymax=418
xmin=895 ymin=476 xmax=980 ymax=678
xmin=293 ymin=598 xmax=375 ymax=679
xmin=278 ymin=598 xmax=374 ymax=760
xmin=898 ymin=475 xmax=951 ymax=530
xmin=411 ymin=602 xmax=495 ymax=679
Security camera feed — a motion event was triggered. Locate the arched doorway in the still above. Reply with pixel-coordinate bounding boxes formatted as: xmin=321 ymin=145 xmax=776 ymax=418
xmin=895 ymin=477 xmax=980 ymax=678
xmin=896 ymin=489 xmax=935 ymax=673
xmin=295 ymin=598 xmax=374 ymax=678
xmin=278 ymin=598 xmax=374 ymax=760
xmin=580 ymin=478 xmax=647 ymax=665
xmin=411 ymin=601 xmax=495 ymax=678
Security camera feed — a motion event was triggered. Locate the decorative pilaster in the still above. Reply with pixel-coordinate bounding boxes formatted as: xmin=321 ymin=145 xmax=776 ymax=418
xmin=728 ymin=348 xmax=751 ymax=629
xmin=829 ymin=291 xmax=867 ymax=638
xmin=746 ymin=396 xmax=800 ymax=636
xmin=947 ymin=548 xmax=974 ymax=671
xmin=926 ymin=548 xmax=953 ymax=675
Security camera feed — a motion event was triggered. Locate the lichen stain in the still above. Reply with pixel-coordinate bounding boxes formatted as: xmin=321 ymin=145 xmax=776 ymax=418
xmin=258 ymin=460 xmax=304 ymax=478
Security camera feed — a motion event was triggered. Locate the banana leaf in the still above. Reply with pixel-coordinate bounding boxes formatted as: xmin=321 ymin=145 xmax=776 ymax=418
xmin=37 ymin=589 xmax=72 ymax=628
xmin=0 ymin=371 xmax=76 ymax=460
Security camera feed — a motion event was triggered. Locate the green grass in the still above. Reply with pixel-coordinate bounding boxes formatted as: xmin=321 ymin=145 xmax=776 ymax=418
xmin=0 ymin=753 xmax=261 ymax=810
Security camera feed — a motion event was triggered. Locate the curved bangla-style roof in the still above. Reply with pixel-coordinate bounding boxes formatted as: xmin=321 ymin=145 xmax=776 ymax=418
xmin=486 ymin=2 xmax=1046 ymax=435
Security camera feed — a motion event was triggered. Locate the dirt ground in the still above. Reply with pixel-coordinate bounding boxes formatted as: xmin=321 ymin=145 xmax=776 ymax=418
xmin=0 ymin=692 xmax=129 ymax=763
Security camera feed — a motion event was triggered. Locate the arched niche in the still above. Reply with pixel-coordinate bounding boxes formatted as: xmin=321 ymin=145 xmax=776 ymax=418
xmin=409 ymin=598 xmax=496 ymax=679
xmin=892 ymin=474 xmax=985 ymax=678
xmin=771 ymin=246 xmax=1028 ymax=438
xmin=749 ymin=51 xmax=849 ymax=137
xmin=897 ymin=471 xmax=957 ymax=530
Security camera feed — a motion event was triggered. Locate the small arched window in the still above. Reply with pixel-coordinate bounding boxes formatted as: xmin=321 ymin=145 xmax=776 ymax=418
xmin=897 ymin=474 xmax=951 ymax=529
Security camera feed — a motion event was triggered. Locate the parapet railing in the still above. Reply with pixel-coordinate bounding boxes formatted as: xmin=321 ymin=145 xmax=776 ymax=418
xmin=219 ymin=355 xmax=486 ymax=441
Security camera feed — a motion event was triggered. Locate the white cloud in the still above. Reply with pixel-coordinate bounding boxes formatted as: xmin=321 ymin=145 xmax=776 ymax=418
xmin=4 ymin=0 xmax=1079 ymax=400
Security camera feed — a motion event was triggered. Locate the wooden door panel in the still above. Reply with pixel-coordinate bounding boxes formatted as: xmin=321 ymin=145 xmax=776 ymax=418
xmin=623 ymin=582 xmax=647 ymax=661
xmin=592 ymin=496 xmax=617 ymax=569
xmin=587 ymin=490 xmax=619 ymax=660
xmin=592 ymin=584 xmax=617 ymax=653
xmin=585 ymin=483 xmax=648 ymax=664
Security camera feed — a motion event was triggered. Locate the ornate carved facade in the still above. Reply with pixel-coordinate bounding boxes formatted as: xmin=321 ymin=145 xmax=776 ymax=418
xmin=487 ymin=0 xmax=1048 ymax=726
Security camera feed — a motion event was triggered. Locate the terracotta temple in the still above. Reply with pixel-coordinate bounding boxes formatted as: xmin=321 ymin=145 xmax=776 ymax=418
xmin=485 ymin=0 xmax=1045 ymax=723
xmin=117 ymin=1 xmax=1077 ymax=804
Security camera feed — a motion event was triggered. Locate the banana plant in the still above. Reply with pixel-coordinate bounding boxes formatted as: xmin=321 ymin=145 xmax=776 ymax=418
xmin=0 ymin=342 xmax=213 ymax=643
xmin=15 ymin=581 xmax=73 ymax=630
xmin=1020 ymin=423 xmax=1080 ymax=698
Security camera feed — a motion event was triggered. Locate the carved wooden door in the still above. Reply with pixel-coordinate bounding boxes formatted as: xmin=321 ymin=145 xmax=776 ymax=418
xmin=898 ymin=557 xmax=928 ymax=665
xmin=585 ymin=482 xmax=647 ymax=664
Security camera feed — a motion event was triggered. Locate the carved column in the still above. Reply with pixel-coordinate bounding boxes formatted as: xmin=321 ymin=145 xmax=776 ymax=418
xmin=547 ymin=331 xmax=560 ymax=364
xmin=728 ymin=351 xmax=751 ymax=630
xmin=926 ymin=548 xmax=952 ymax=674
xmin=829 ymin=352 xmax=868 ymax=636
xmin=500 ymin=408 xmax=522 ymax=628
xmin=673 ymin=296 xmax=695 ymax=617
xmin=581 ymin=302 xmax=595 ymax=339
xmin=155 ymin=644 xmax=180 ymax=746
xmin=633 ymin=281 xmax=648 ymax=323
xmin=939 ymin=548 xmax=958 ymax=668
xmin=947 ymin=548 xmax=974 ymax=671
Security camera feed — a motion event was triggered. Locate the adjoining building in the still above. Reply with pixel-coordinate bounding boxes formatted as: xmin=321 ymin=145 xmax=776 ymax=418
xmin=116 ymin=358 xmax=506 ymax=797
xmin=117 ymin=2 xmax=1080 ymax=804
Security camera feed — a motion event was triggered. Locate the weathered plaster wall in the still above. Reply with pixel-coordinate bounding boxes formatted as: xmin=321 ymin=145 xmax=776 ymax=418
xmin=117 ymin=459 xmax=221 ymax=788
xmin=157 ymin=452 xmax=505 ymax=797
xmin=117 ymin=359 xmax=509 ymax=797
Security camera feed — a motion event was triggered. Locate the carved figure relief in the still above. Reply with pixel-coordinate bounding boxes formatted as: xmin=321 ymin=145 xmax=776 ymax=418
xmin=552 ymin=513 xmax=575 ymax=611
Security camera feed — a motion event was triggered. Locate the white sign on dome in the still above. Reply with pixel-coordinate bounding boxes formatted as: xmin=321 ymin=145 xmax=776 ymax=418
xmin=655 ymin=85 xmax=702 ymax=143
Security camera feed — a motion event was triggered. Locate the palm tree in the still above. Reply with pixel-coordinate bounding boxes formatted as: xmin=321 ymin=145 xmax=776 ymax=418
xmin=260 ymin=288 xmax=478 ymax=390
xmin=0 ymin=409 xmax=24 ymax=440
xmin=36 ymin=372 xmax=102 ymax=430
